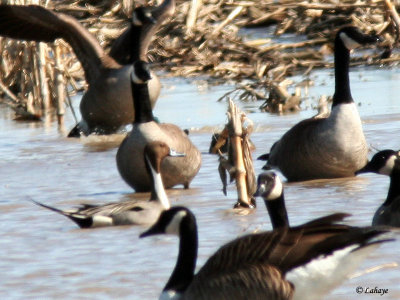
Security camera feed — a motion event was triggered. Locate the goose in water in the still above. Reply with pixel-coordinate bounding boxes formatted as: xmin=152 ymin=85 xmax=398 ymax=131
xmin=0 ymin=0 xmax=175 ymax=137
xmin=356 ymin=150 xmax=400 ymax=227
xmin=259 ymin=26 xmax=381 ymax=181
xmin=254 ymin=171 xmax=289 ymax=229
xmin=252 ymin=171 xmax=392 ymax=299
xmin=140 ymin=205 xmax=389 ymax=300
xmin=31 ymin=141 xmax=184 ymax=228
xmin=116 ymin=61 xmax=201 ymax=192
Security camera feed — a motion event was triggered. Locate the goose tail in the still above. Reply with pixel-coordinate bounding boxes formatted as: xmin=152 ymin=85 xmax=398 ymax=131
xmin=257 ymin=153 xmax=269 ymax=161
xmin=67 ymin=124 xmax=82 ymax=138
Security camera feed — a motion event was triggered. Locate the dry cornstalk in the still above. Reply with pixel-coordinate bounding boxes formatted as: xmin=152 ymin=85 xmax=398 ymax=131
xmin=217 ymin=99 xmax=256 ymax=208
xmin=385 ymin=0 xmax=400 ymax=39
xmin=54 ymin=42 xmax=66 ymax=125
xmin=2 ymin=0 xmax=400 ymax=121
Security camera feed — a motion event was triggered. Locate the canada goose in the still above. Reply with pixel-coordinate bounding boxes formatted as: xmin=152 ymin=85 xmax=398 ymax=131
xmin=259 ymin=26 xmax=381 ymax=181
xmin=0 ymin=0 xmax=175 ymax=137
xmin=31 ymin=141 xmax=184 ymax=228
xmin=355 ymin=150 xmax=400 ymax=227
xmin=254 ymin=171 xmax=289 ymax=229
xmin=116 ymin=61 xmax=201 ymax=192
xmin=140 ymin=206 xmax=390 ymax=300
xmin=254 ymin=170 xmax=395 ymax=298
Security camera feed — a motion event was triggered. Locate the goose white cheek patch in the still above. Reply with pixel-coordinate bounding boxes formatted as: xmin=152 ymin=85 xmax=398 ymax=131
xmin=166 ymin=210 xmax=187 ymax=235
xmin=267 ymin=176 xmax=283 ymax=200
xmin=379 ymin=155 xmax=396 ymax=175
xmin=132 ymin=12 xmax=142 ymax=26
xmin=340 ymin=32 xmax=361 ymax=50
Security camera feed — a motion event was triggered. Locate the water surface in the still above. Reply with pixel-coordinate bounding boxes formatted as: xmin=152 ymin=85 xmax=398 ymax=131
xmin=1 ymin=67 xmax=400 ymax=299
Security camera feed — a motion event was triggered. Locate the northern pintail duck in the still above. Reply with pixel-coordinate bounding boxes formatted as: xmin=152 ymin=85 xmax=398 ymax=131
xmin=259 ymin=26 xmax=381 ymax=181
xmin=116 ymin=61 xmax=201 ymax=192
xmin=356 ymin=150 xmax=400 ymax=227
xmin=32 ymin=141 xmax=184 ymax=228
xmin=0 ymin=0 xmax=175 ymax=136
xmin=140 ymin=205 xmax=389 ymax=300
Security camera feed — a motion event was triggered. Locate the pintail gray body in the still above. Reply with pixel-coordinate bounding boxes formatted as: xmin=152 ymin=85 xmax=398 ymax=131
xmin=260 ymin=26 xmax=381 ymax=181
xmin=116 ymin=61 xmax=201 ymax=192
xmin=0 ymin=1 xmax=175 ymax=136
xmin=356 ymin=150 xmax=400 ymax=227
xmin=32 ymin=141 xmax=183 ymax=228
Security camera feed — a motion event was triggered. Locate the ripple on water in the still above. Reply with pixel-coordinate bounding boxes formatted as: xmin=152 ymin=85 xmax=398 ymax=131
xmin=1 ymin=70 xmax=400 ymax=299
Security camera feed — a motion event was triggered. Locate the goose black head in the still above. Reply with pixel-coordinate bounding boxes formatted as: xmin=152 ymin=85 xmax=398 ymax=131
xmin=132 ymin=6 xmax=156 ymax=26
xmin=131 ymin=60 xmax=152 ymax=84
xmin=254 ymin=171 xmax=289 ymax=229
xmin=337 ymin=26 xmax=382 ymax=51
xmin=355 ymin=150 xmax=399 ymax=176
xmin=254 ymin=171 xmax=283 ymax=201
xmin=140 ymin=206 xmax=191 ymax=237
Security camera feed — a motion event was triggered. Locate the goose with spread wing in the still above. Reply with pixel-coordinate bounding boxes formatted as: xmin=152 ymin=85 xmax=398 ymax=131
xmin=0 ymin=0 xmax=175 ymax=136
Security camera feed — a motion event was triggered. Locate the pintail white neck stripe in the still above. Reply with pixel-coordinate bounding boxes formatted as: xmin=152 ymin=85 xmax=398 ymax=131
xmin=340 ymin=32 xmax=361 ymax=50
xmin=146 ymin=156 xmax=170 ymax=209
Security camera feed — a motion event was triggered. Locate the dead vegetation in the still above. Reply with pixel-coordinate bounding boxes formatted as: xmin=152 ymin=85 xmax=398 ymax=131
xmin=1 ymin=0 xmax=400 ymax=119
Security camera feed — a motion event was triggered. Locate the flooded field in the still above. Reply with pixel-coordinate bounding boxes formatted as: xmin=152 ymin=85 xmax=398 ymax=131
xmin=1 ymin=66 xmax=400 ymax=299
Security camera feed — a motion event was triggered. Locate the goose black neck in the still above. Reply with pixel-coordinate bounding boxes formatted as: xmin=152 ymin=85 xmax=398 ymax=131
xmin=265 ymin=193 xmax=289 ymax=229
xmin=164 ymin=213 xmax=198 ymax=293
xmin=132 ymin=81 xmax=155 ymax=124
xmin=385 ymin=169 xmax=400 ymax=206
xmin=332 ymin=37 xmax=353 ymax=107
xmin=130 ymin=25 xmax=143 ymax=61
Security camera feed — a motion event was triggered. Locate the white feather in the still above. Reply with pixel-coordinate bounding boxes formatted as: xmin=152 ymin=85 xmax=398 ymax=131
xmin=287 ymin=244 xmax=378 ymax=300
xmin=379 ymin=155 xmax=396 ymax=175
xmin=132 ymin=11 xmax=142 ymax=26
xmin=340 ymin=32 xmax=361 ymax=50
xmin=159 ymin=290 xmax=181 ymax=300
xmin=92 ymin=215 xmax=113 ymax=227
xmin=146 ymin=156 xmax=170 ymax=209
xmin=266 ymin=175 xmax=283 ymax=200
xmin=166 ymin=210 xmax=187 ymax=235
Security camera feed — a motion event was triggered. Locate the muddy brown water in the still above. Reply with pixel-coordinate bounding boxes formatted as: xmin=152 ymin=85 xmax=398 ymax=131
xmin=1 ymin=68 xmax=400 ymax=299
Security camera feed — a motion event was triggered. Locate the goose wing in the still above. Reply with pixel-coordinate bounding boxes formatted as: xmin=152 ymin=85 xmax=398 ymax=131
xmin=0 ymin=4 xmax=112 ymax=83
xmin=182 ymin=264 xmax=293 ymax=300
xmin=109 ymin=0 xmax=175 ymax=64
xmin=190 ymin=214 xmax=386 ymax=297
xmin=268 ymin=117 xmax=325 ymax=164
